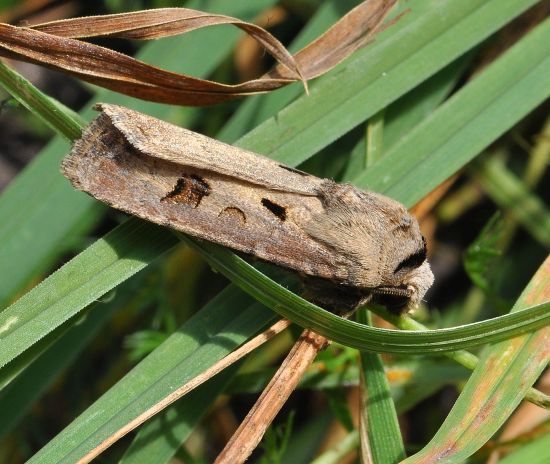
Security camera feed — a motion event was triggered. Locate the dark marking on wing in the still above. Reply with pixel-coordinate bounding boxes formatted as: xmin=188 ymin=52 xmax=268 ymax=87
xmin=219 ymin=206 xmax=246 ymax=225
xmin=393 ymin=236 xmax=427 ymax=274
xmin=161 ymin=174 xmax=210 ymax=208
xmin=279 ymin=165 xmax=310 ymax=176
xmin=261 ymin=198 xmax=286 ymax=221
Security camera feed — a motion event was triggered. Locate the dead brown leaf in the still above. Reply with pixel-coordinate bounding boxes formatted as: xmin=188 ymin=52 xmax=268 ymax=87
xmin=0 ymin=1 xmax=397 ymax=106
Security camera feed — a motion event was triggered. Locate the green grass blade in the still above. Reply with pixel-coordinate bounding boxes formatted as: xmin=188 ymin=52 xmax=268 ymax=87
xmin=217 ymin=0 xmax=364 ymax=144
xmin=0 ymin=61 xmax=84 ymax=139
xmin=236 ymin=0 xmax=539 ymax=163
xmin=0 ymin=270 xmax=152 ymax=438
xmin=357 ymin=311 xmax=405 ymax=463
xmin=355 ymin=15 xmax=550 ymax=204
xmin=472 ymin=156 xmax=550 ymax=248
xmin=0 ymin=218 xmax=178 ymax=370
xmin=119 ymin=363 xmax=240 ymax=464
xmin=342 ymin=54 xmax=471 ymax=181
xmin=499 ymin=431 xmax=550 ymax=464
xmin=27 ymin=289 xmax=276 ymax=464
xmin=183 ymin=237 xmax=549 ymax=353
xmin=382 ymin=53 xmax=473 ymax=152
xmin=403 ymin=257 xmax=550 ymax=464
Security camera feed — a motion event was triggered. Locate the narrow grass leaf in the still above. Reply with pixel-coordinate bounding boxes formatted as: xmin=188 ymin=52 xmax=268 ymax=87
xmin=357 ymin=310 xmax=405 ymax=464
xmin=0 ymin=218 xmax=178 ymax=370
xmin=184 ymin=237 xmax=549 ymax=353
xmin=27 ymin=289 xmax=275 ymax=464
xmin=499 ymin=431 xmax=550 ymax=464
xmin=472 ymin=156 xmax=550 ymax=248
xmin=356 ymin=16 xmax=550 ymax=205
xmin=402 ymin=256 xmax=550 ymax=464
xmin=217 ymin=0 xmax=366 ymax=143
xmin=0 ymin=61 xmax=84 ymax=139
xmin=0 ymin=270 xmax=152 ymax=437
xmin=237 ymin=0 xmax=540 ymax=164
xmin=342 ymin=53 xmax=472 ymax=182
xmin=119 ymin=364 xmax=240 ymax=464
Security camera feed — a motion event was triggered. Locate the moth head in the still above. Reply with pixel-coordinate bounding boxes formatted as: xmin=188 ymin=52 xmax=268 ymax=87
xmin=372 ymin=260 xmax=434 ymax=312
xmin=372 ymin=214 xmax=434 ymax=312
xmin=306 ymin=183 xmax=434 ymax=313
xmin=344 ymin=193 xmax=434 ymax=313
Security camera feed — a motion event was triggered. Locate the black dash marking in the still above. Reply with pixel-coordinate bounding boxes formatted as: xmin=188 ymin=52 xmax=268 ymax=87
xmin=279 ymin=164 xmax=310 ymax=176
xmin=393 ymin=237 xmax=427 ymax=274
xmin=261 ymin=198 xmax=286 ymax=221
xmin=161 ymin=174 xmax=210 ymax=208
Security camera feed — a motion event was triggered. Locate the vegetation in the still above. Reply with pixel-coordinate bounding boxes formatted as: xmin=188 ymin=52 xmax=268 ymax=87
xmin=0 ymin=1 xmax=548 ymax=462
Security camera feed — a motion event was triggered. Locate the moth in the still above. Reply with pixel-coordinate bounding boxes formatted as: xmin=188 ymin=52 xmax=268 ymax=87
xmin=62 ymin=104 xmax=434 ymax=312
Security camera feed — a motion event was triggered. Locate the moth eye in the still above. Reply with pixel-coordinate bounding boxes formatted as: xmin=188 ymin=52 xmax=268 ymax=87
xmin=161 ymin=174 xmax=210 ymax=208
xmin=393 ymin=237 xmax=427 ymax=274
xmin=218 ymin=206 xmax=246 ymax=226
xmin=261 ymin=198 xmax=287 ymax=221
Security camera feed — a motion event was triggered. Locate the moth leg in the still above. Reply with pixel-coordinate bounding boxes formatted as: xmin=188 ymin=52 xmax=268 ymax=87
xmin=371 ymin=285 xmax=412 ymax=313
xmin=300 ymin=276 xmax=366 ymax=314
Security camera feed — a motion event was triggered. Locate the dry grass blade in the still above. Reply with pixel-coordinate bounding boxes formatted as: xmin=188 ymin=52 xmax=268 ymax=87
xmin=75 ymin=319 xmax=292 ymax=464
xmin=215 ymin=329 xmax=330 ymax=464
xmin=266 ymin=0 xmax=397 ymax=80
xmin=30 ymin=8 xmax=301 ymax=80
xmin=0 ymin=1 xmax=397 ymax=106
xmin=403 ymin=256 xmax=550 ymax=464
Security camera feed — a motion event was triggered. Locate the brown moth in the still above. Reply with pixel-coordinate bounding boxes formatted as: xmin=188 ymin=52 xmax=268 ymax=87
xmin=62 ymin=104 xmax=433 ymax=312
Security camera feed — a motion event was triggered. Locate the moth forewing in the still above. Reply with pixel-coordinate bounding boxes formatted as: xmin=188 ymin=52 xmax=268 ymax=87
xmin=62 ymin=104 xmax=433 ymax=312
xmin=98 ymin=104 xmax=322 ymax=196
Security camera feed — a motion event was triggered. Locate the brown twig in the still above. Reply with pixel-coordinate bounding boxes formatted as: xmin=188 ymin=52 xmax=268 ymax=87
xmin=215 ymin=328 xmax=330 ymax=464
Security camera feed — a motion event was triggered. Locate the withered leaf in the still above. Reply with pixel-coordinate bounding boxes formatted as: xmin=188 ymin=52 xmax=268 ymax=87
xmin=0 ymin=1 xmax=397 ymax=106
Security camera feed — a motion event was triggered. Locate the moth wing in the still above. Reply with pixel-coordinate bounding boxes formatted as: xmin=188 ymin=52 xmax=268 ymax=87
xmin=98 ymin=103 xmax=323 ymax=196
xmin=62 ymin=106 xmax=357 ymax=286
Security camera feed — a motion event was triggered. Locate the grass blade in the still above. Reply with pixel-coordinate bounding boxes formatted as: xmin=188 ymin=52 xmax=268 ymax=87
xmin=0 ymin=219 xmax=178 ymax=370
xmin=357 ymin=311 xmax=405 ymax=463
xmin=27 ymin=289 xmax=275 ymax=464
xmin=402 ymin=256 xmax=550 ymax=463
xmin=355 ymin=15 xmax=550 ymax=204
xmin=236 ymin=0 xmax=539 ymax=164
